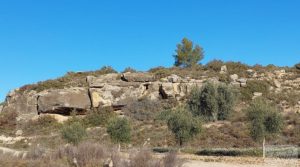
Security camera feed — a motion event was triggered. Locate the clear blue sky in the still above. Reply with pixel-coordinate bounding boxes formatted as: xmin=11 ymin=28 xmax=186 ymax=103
xmin=0 ymin=0 xmax=299 ymax=101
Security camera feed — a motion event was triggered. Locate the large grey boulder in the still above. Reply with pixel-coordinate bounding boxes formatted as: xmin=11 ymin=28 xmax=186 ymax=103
xmin=89 ymin=83 xmax=147 ymax=108
xmin=121 ymin=73 xmax=155 ymax=82
xmin=2 ymin=89 xmax=38 ymax=121
xmin=37 ymin=88 xmax=91 ymax=114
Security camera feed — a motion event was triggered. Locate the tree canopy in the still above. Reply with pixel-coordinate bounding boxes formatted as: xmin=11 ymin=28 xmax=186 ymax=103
xmin=174 ymin=38 xmax=204 ymax=67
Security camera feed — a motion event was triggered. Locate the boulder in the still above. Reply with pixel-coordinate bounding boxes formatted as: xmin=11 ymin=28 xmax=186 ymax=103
xmin=121 ymin=73 xmax=155 ymax=82
xmin=220 ymin=65 xmax=227 ymax=74
xmin=246 ymin=69 xmax=254 ymax=74
xmin=15 ymin=130 xmax=23 ymax=136
xmin=2 ymin=89 xmax=38 ymax=120
xmin=230 ymin=74 xmax=239 ymax=81
xmin=167 ymin=74 xmax=182 ymax=83
xmin=37 ymin=88 xmax=91 ymax=114
xmin=252 ymin=92 xmax=262 ymax=99
xmin=89 ymin=83 xmax=147 ymax=108
xmin=89 ymin=88 xmax=114 ymax=108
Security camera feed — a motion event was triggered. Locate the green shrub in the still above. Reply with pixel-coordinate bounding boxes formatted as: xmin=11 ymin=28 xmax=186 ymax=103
xmin=195 ymin=148 xmax=262 ymax=157
xmin=188 ymin=82 xmax=236 ymax=121
xmin=123 ymin=99 xmax=172 ymax=121
xmin=107 ymin=117 xmax=131 ymax=144
xmin=188 ymin=83 xmax=218 ymax=121
xmin=61 ymin=122 xmax=86 ymax=145
xmin=240 ymin=80 xmax=270 ymax=101
xmin=217 ymin=84 xmax=236 ymax=120
xmin=205 ymin=59 xmax=224 ymax=72
xmin=155 ymin=109 xmax=173 ymax=122
xmin=246 ymin=98 xmax=283 ymax=142
xmin=83 ymin=107 xmax=114 ymax=127
xmin=225 ymin=61 xmax=249 ymax=77
xmin=167 ymin=107 xmax=202 ymax=146
xmin=148 ymin=66 xmax=172 ymax=79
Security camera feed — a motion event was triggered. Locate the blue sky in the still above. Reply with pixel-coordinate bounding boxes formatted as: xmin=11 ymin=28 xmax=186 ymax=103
xmin=0 ymin=0 xmax=299 ymax=101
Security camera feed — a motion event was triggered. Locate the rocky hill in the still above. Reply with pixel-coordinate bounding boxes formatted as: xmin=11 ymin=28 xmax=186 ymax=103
xmin=0 ymin=63 xmax=299 ymax=151
xmin=1 ymin=64 xmax=299 ymax=121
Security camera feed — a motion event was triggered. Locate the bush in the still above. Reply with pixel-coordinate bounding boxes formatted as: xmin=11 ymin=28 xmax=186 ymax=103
xmin=124 ymin=99 xmax=173 ymax=121
xmin=55 ymin=142 xmax=108 ymax=167
xmin=22 ymin=115 xmax=60 ymax=135
xmin=188 ymin=83 xmax=218 ymax=121
xmin=83 ymin=107 xmax=114 ymax=127
xmin=205 ymin=59 xmax=224 ymax=72
xmin=225 ymin=61 xmax=249 ymax=77
xmin=195 ymin=148 xmax=262 ymax=157
xmin=107 ymin=117 xmax=131 ymax=144
xmin=188 ymin=82 xmax=236 ymax=121
xmin=148 ymin=66 xmax=172 ymax=79
xmin=246 ymin=98 xmax=283 ymax=142
xmin=167 ymin=107 xmax=202 ymax=146
xmin=61 ymin=122 xmax=86 ymax=145
xmin=240 ymin=80 xmax=270 ymax=101
xmin=217 ymin=84 xmax=236 ymax=120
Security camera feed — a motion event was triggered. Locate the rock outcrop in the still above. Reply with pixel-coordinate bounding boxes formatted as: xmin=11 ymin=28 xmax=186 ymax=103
xmin=37 ymin=87 xmax=91 ymax=115
xmin=1 ymin=67 xmax=299 ymax=119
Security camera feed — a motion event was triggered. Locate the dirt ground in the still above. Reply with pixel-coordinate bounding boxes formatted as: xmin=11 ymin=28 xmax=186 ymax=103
xmin=180 ymin=154 xmax=299 ymax=167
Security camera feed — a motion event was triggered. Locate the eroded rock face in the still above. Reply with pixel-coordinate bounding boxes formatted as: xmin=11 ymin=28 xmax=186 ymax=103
xmin=2 ymin=89 xmax=38 ymax=121
xmin=37 ymin=88 xmax=91 ymax=115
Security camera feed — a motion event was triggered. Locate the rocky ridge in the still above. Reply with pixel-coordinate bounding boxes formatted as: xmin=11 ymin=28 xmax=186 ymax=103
xmin=0 ymin=67 xmax=299 ymax=122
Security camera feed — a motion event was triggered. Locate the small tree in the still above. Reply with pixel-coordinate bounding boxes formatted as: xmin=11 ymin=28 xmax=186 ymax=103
xmin=107 ymin=117 xmax=131 ymax=150
xmin=167 ymin=107 xmax=201 ymax=146
xmin=188 ymin=82 xmax=235 ymax=121
xmin=188 ymin=83 xmax=218 ymax=121
xmin=174 ymin=38 xmax=204 ymax=67
xmin=61 ymin=122 xmax=86 ymax=145
xmin=246 ymin=98 xmax=283 ymax=158
xmin=217 ymin=84 xmax=235 ymax=120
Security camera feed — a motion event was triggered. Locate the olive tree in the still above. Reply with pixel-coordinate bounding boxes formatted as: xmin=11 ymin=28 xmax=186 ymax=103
xmin=167 ymin=107 xmax=202 ymax=146
xmin=246 ymin=98 xmax=283 ymax=158
xmin=174 ymin=38 xmax=204 ymax=67
xmin=188 ymin=82 xmax=235 ymax=121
